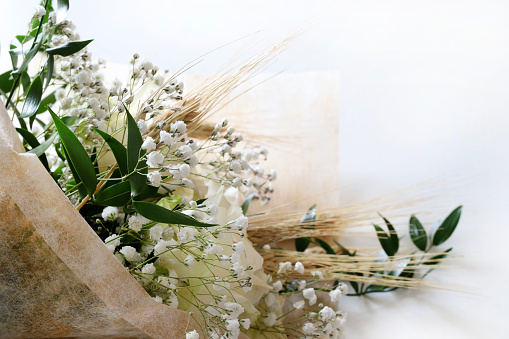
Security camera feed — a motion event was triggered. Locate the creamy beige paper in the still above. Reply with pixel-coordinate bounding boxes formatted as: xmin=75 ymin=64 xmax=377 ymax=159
xmin=184 ymin=72 xmax=341 ymax=213
xmin=0 ymin=100 xmax=204 ymax=338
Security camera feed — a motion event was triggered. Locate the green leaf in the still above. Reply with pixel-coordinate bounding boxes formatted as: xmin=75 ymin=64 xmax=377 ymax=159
xmin=16 ymin=128 xmax=50 ymax=169
xmin=365 ymin=285 xmax=390 ymax=293
xmin=134 ymin=184 xmax=159 ymax=201
xmin=398 ymin=267 xmax=415 ymax=279
xmin=15 ymin=35 xmax=29 ymax=44
xmin=301 ymin=204 xmax=316 ymax=228
xmin=12 ymin=34 xmax=44 ymax=75
xmin=373 ymin=224 xmax=396 ymax=257
xmin=241 ymin=192 xmax=255 ymax=215
xmin=195 ymin=198 xmax=207 ymax=206
xmin=295 ymin=237 xmax=312 ymax=252
xmin=46 ymin=39 xmax=93 ymax=57
xmin=19 ymin=75 xmax=43 ymax=118
xmin=432 ymin=206 xmax=462 ymax=246
xmin=61 ymin=116 xmax=78 ymax=126
xmin=332 ymin=239 xmax=354 ymax=256
xmin=91 ymin=147 xmax=99 ymax=175
xmin=312 ymin=238 xmax=336 ymax=255
xmin=36 ymin=92 xmax=56 ymax=114
xmin=379 ymin=213 xmax=399 ymax=253
xmin=424 ymin=247 xmax=453 ymax=266
xmin=422 ymin=248 xmax=453 ymax=279
xmin=9 ymin=48 xmax=18 ymax=69
xmin=409 ymin=215 xmax=427 ymax=251
xmin=94 ymin=181 xmax=131 ymax=206
xmin=63 ymin=146 xmax=88 ymax=199
xmin=0 ymin=71 xmax=13 ymax=93
xmin=16 ymin=128 xmax=39 ymax=148
xmin=132 ymin=201 xmax=217 ymax=228
xmin=27 ymin=133 xmax=57 ymax=157
xmin=295 ymin=204 xmax=318 ymax=251
xmin=125 ymin=108 xmax=147 ymax=196
xmin=349 ymin=281 xmax=360 ymax=295
xmin=55 ymin=0 xmax=69 ymax=22
xmin=153 ymin=263 xmax=169 ymax=275
xmin=93 ymin=128 xmax=128 ymax=176
xmin=49 ymin=108 xmax=97 ymax=197
xmin=21 ymin=71 xmax=31 ymax=93
xmin=45 ymin=54 xmax=54 ymax=90
xmin=157 ymin=195 xmax=182 ymax=210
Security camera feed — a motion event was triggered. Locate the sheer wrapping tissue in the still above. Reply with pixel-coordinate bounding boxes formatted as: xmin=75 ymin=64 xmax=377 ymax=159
xmin=0 ymin=99 xmax=206 ymax=338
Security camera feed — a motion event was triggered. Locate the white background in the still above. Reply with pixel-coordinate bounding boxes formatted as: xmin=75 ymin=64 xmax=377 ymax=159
xmin=2 ymin=1 xmax=509 ymax=338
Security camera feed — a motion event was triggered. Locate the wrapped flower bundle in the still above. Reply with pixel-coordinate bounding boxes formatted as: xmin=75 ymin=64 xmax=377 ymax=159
xmin=0 ymin=1 xmax=462 ymax=338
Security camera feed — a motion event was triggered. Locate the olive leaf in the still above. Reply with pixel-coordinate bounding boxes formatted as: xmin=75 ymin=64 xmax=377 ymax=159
xmin=49 ymin=108 xmax=97 ymax=197
xmin=55 ymin=0 xmax=69 ymax=23
xmin=19 ymin=75 xmax=43 ymax=118
xmin=241 ymin=192 xmax=255 ymax=215
xmin=433 ymin=206 xmax=462 ymax=246
xmin=94 ymin=181 xmax=131 ymax=206
xmin=27 ymin=133 xmax=57 ymax=157
xmin=93 ymin=128 xmax=128 ymax=176
xmin=295 ymin=204 xmax=317 ymax=252
xmin=133 ymin=201 xmax=217 ymax=228
xmin=46 ymin=39 xmax=92 ymax=57
xmin=373 ymin=224 xmax=397 ymax=257
xmin=409 ymin=215 xmax=427 ymax=251
xmin=16 ymin=127 xmax=51 ymax=170
xmin=45 ymin=54 xmax=54 ymax=89
xmin=125 ymin=106 xmax=147 ymax=197
xmin=379 ymin=213 xmax=399 ymax=254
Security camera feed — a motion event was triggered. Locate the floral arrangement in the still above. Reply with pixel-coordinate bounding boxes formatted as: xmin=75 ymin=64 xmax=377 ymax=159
xmin=0 ymin=1 xmax=462 ymax=338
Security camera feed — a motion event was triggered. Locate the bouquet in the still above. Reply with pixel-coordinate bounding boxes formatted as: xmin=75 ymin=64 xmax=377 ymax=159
xmin=0 ymin=2 xmax=462 ymax=338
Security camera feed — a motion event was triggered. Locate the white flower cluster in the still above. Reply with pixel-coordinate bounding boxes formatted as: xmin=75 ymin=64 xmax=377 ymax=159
xmin=37 ymin=16 xmax=345 ymax=338
xmin=253 ymin=261 xmax=348 ymax=338
xmin=101 ymin=189 xmax=267 ymax=338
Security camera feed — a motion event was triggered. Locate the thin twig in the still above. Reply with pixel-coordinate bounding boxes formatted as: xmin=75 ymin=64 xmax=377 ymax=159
xmin=76 ymin=164 xmax=118 ymax=211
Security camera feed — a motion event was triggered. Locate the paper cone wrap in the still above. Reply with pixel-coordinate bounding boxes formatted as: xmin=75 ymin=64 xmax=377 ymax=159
xmin=0 ymin=100 xmax=203 ymax=338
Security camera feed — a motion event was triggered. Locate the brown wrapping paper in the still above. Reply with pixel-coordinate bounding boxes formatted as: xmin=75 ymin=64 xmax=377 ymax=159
xmin=0 ymin=100 xmax=205 ymax=338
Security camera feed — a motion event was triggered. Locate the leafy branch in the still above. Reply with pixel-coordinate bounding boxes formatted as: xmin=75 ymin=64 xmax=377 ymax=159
xmin=293 ymin=204 xmax=462 ymax=296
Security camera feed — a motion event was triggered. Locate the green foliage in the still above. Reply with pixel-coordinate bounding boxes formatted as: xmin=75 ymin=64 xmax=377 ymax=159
xmin=132 ymin=201 xmax=217 ymax=228
xmin=49 ymin=108 xmax=97 ymax=197
xmin=16 ymin=127 xmax=50 ymax=170
xmin=433 ymin=206 xmax=462 ymax=246
xmin=0 ymin=71 xmax=13 ymax=93
xmin=94 ymin=181 xmax=131 ymax=206
xmin=379 ymin=213 xmax=399 ymax=253
xmin=373 ymin=223 xmax=397 ymax=257
xmin=312 ymin=237 xmax=336 ymax=255
xmin=295 ymin=204 xmax=316 ymax=252
xmin=36 ymin=92 xmax=56 ymax=114
xmin=291 ymin=206 xmax=462 ymax=297
xmin=26 ymin=133 xmax=56 ymax=157
xmin=44 ymin=54 xmax=54 ymax=89
xmin=93 ymin=128 xmax=128 ymax=176
xmin=241 ymin=192 xmax=255 ymax=215
xmin=125 ymin=107 xmax=147 ymax=197
xmin=12 ymin=34 xmax=44 ymax=76
xmin=19 ymin=75 xmax=43 ymax=118
xmin=46 ymin=39 xmax=93 ymax=56
xmin=55 ymin=0 xmax=69 ymax=23
xmin=295 ymin=237 xmax=312 ymax=252
xmin=62 ymin=146 xmax=88 ymax=199
xmin=409 ymin=215 xmax=427 ymax=251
